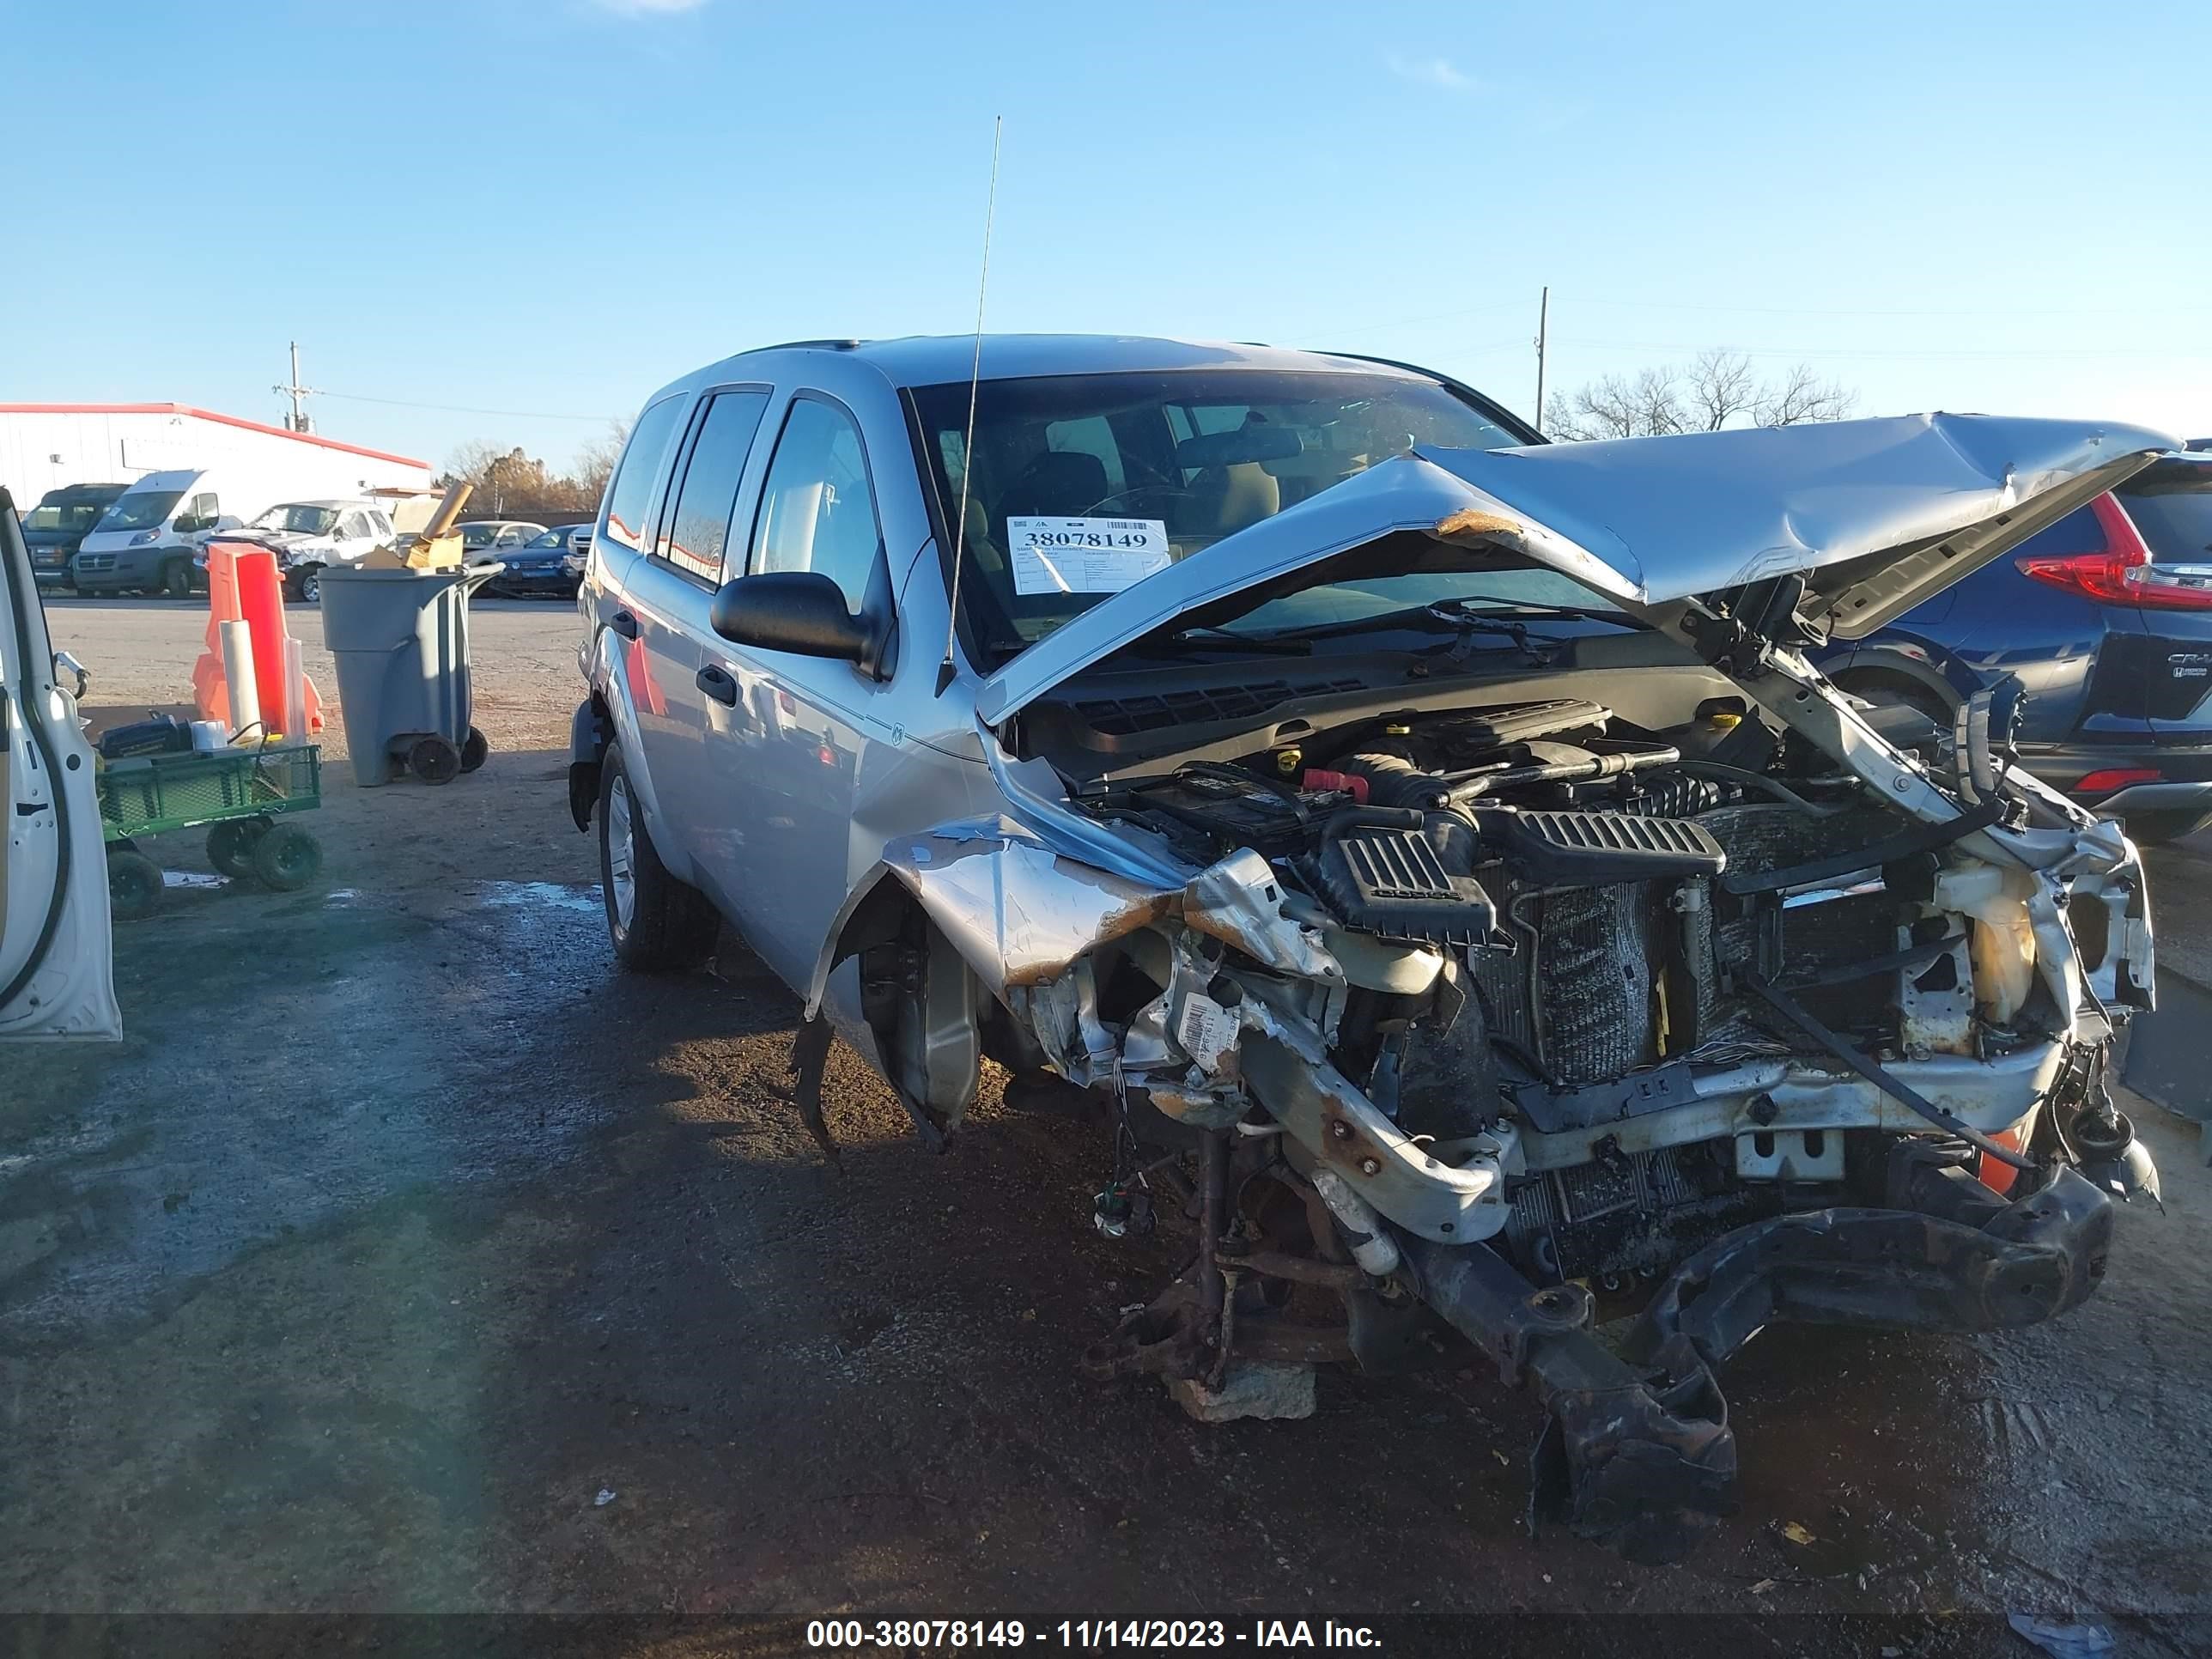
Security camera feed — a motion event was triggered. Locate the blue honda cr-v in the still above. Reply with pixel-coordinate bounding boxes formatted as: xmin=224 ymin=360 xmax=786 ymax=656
xmin=1821 ymin=449 xmax=2212 ymax=842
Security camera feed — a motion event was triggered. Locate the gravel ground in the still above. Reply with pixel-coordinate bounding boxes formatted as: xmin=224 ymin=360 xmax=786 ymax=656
xmin=5 ymin=597 xmax=2209 ymax=1656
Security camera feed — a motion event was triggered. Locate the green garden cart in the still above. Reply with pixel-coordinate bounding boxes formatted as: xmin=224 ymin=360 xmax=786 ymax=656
xmin=95 ymin=744 xmax=325 ymax=919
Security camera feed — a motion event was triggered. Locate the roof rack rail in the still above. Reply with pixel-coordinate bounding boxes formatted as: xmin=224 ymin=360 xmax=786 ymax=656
xmin=742 ymin=338 xmax=864 ymax=354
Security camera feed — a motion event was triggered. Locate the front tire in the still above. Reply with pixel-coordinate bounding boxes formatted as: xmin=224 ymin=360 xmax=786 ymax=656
xmin=161 ymin=558 xmax=192 ymax=599
xmin=252 ymin=823 xmax=323 ymax=890
xmin=598 ymin=744 xmax=718 ymax=971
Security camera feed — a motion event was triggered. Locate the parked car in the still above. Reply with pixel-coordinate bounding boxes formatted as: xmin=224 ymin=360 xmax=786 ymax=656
xmin=1 ymin=488 xmax=121 ymax=1041
xmin=569 ymin=335 xmax=2168 ymax=1565
xmin=201 ymin=499 xmax=396 ymax=601
xmin=19 ymin=482 xmax=130 ymax=591
xmin=456 ymin=520 xmax=546 ymax=557
xmin=72 ymin=469 xmax=250 ymax=596
xmin=1820 ymin=450 xmax=2212 ymax=842
xmin=483 ymin=523 xmax=590 ymax=598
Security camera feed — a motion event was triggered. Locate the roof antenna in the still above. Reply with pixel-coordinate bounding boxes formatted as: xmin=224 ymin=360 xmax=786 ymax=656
xmin=938 ymin=115 xmax=1003 ymax=696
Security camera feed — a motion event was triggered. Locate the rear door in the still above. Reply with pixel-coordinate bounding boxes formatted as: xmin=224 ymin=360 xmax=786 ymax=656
xmin=2113 ymin=459 xmax=2212 ymax=742
xmin=0 ymin=492 xmax=121 ymax=1041
xmin=622 ymin=386 xmax=773 ymax=897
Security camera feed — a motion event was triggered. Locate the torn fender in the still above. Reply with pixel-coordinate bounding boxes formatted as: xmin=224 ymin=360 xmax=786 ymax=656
xmin=801 ymin=817 xmax=1344 ymax=1019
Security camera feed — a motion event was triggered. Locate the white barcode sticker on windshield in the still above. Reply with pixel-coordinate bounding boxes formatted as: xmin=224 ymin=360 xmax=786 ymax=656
xmin=1006 ymin=516 xmax=1170 ymax=595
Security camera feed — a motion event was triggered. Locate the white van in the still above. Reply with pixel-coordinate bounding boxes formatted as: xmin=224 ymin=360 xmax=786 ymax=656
xmin=71 ymin=470 xmax=244 ymax=596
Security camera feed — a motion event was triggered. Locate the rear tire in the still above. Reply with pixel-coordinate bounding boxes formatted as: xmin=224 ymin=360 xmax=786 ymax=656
xmin=252 ymin=823 xmax=323 ymax=890
xmin=106 ymin=848 xmax=164 ymax=920
xmin=208 ymin=816 xmax=272 ymax=878
xmin=598 ymin=744 xmax=718 ymax=971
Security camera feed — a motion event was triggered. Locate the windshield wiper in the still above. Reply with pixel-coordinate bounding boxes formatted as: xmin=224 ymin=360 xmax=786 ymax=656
xmin=1243 ymin=596 xmax=1639 ymax=648
xmin=1155 ymin=625 xmax=1314 ymax=656
xmin=1430 ymin=598 xmax=1641 ymax=626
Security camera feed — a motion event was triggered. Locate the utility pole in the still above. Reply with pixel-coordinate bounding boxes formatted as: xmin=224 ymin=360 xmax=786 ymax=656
xmin=1533 ymin=287 xmax=1549 ymax=434
xmin=273 ymin=342 xmax=316 ymax=433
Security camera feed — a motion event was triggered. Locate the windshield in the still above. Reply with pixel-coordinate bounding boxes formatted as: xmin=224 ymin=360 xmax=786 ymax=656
xmin=908 ymin=368 xmax=1526 ymax=659
xmin=95 ymin=488 xmax=185 ymax=532
xmin=23 ymin=501 xmax=108 ymax=535
xmin=524 ymin=528 xmax=567 ymax=550
xmin=250 ymin=504 xmax=340 ymax=535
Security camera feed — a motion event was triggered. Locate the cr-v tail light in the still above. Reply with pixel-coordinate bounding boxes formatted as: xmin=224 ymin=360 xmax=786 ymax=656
xmin=2073 ymin=767 xmax=2163 ymax=795
xmin=2017 ymin=493 xmax=2212 ymax=611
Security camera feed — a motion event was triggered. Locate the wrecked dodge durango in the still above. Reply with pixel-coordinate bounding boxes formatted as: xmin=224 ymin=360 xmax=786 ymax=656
xmin=570 ymin=336 xmax=2173 ymax=1563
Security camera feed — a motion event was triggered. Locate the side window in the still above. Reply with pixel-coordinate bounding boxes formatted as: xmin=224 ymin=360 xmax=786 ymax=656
xmin=601 ymin=395 xmax=689 ymax=555
xmin=750 ymin=397 xmax=882 ymax=611
xmin=179 ymin=492 xmax=219 ymax=531
xmin=658 ymin=390 xmax=769 ymax=583
xmin=340 ymin=513 xmax=370 ymax=538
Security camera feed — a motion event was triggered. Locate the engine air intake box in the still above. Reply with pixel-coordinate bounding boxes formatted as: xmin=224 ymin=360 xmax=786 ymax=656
xmin=1478 ymin=809 xmax=1727 ymax=884
xmin=1310 ymin=821 xmax=1497 ymax=945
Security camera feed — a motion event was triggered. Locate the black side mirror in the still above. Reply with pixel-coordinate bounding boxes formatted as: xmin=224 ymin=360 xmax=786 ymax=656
xmin=712 ymin=570 xmax=875 ymax=667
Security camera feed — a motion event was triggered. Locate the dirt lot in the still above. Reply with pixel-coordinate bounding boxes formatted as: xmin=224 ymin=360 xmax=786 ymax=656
xmin=7 ymin=597 xmax=2211 ymax=1656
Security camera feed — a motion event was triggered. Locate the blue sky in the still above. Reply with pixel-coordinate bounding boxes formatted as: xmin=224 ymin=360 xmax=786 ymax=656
xmin=8 ymin=1 xmax=2206 ymax=471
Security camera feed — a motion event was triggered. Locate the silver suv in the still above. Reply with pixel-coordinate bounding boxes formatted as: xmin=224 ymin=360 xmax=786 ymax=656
xmin=570 ymin=335 xmax=2171 ymax=1562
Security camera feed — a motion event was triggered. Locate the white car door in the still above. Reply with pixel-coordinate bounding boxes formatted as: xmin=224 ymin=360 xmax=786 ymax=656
xmin=0 ymin=493 xmax=120 ymax=1039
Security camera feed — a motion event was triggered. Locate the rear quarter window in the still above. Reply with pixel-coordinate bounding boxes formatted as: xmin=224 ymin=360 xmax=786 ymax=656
xmin=601 ymin=395 xmax=690 ymax=555
xmin=2118 ymin=481 xmax=2212 ymax=564
xmin=2008 ymin=506 xmax=2105 ymax=561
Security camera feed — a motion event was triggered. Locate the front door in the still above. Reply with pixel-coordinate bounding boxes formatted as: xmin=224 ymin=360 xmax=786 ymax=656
xmin=702 ymin=392 xmax=893 ymax=991
xmin=0 ymin=492 xmax=121 ymax=1040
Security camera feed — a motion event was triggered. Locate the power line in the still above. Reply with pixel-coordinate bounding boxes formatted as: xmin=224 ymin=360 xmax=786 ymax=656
xmin=1291 ymin=298 xmax=1528 ymax=341
xmin=313 ymin=389 xmax=619 ymax=423
xmin=1547 ymin=338 xmax=2212 ymax=362
xmin=1558 ymin=294 xmax=2212 ymax=319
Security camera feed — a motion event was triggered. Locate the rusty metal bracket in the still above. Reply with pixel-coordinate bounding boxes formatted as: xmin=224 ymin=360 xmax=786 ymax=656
xmin=1395 ymin=1233 xmax=1736 ymax=1565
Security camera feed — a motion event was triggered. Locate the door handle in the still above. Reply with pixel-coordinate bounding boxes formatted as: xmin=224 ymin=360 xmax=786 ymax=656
xmin=696 ymin=664 xmax=739 ymax=706
xmin=610 ymin=609 xmax=640 ymax=640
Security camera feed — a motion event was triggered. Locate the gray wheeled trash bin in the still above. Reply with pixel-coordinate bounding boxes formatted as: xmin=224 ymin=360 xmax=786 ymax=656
xmin=318 ymin=563 xmax=501 ymax=786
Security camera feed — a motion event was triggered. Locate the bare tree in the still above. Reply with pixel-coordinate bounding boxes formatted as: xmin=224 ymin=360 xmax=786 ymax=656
xmin=441 ymin=436 xmax=619 ymax=520
xmin=572 ymin=420 xmax=629 ymax=506
xmin=1684 ymin=347 xmax=1760 ymax=431
xmin=1544 ymin=349 xmax=1856 ymax=440
xmin=1756 ymin=362 xmax=1856 ymax=426
xmin=1547 ymin=366 xmax=1687 ymax=441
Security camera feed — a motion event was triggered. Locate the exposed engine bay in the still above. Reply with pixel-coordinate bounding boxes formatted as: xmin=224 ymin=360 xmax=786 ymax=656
xmin=801 ymin=647 xmax=2161 ymax=1565
xmin=784 ymin=420 xmax=2176 ymax=1569
xmin=1067 ymin=688 xmax=2131 ymax=1287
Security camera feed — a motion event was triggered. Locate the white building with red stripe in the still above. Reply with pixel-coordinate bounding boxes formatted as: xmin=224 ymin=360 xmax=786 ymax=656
xmin=1 ymin=404 xmax=430 ymax=509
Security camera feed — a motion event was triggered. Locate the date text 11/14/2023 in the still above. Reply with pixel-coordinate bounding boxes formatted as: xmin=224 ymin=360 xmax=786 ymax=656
xmin=805 ymin=1619 xmax=1384 ymax=1650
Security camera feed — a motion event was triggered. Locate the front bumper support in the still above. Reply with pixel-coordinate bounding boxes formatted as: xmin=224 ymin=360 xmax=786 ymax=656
xmin=1630 ymin=1164 xmax=2114 ymax=1370
xmin=1398 ymin=1162 xmax=2116 ymax=1565
xmin=1395 ymin=1233 xmax=1736 ymax=1565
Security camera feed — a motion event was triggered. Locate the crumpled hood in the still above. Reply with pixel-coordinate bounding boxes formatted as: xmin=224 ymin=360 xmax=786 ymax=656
xmin=977 ymin=411 xmax=2181 ymax=725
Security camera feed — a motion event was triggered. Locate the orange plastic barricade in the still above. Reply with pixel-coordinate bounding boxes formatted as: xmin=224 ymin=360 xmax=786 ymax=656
xmin=191 ymin=544 xmax=325 ymax=738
